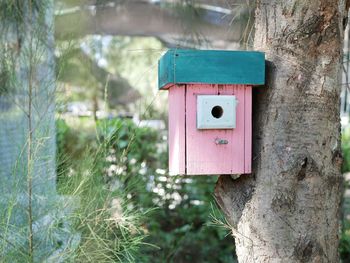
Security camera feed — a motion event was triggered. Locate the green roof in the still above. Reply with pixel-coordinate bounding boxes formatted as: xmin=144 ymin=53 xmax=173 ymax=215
xmin=158 ymin=49 xmax=265 ymax=89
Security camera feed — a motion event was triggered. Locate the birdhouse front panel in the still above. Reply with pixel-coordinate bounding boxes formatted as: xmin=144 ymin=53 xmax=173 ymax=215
xmin=159 ymin=49 xmax=264 ymax=175
xmin=186 ymin=84 xmax=251 ymax=175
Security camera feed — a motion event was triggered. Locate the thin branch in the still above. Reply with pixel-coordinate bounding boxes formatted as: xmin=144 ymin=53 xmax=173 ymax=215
xmin=27 ymin=0 xmax=34 ymax=261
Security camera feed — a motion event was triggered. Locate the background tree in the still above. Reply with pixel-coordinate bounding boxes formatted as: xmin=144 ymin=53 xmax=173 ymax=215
xmin=215 ymin=1 xmax=347 ymax=262
xmin=0 ymin=1 xmax=65 ymax=261
xmin=4 ymin=0 xmax=350 ymax=261
xmin=55 ymin=0 xmax=251 ymax=49
xmin=57 ymin=46 xmax=140 ymax=119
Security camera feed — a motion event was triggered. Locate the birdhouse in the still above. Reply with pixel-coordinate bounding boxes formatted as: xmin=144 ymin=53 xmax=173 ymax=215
xmin=158 ymin=49 xmax=265 ymax=175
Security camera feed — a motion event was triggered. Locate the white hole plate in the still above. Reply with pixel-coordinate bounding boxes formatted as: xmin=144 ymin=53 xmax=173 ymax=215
xmin=197 ymin=95 xmax=237 ymax=129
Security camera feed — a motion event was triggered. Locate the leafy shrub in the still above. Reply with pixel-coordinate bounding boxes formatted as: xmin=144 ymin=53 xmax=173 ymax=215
xmin=56 ymin=118 xmax=147 ymax=262
xmin=56 ymin=117 xmax=236 ymax=262
xmin=342 ymin=128 xmax=350 ymax=173
xmin=341 ymin=128 xmax=350 ymax=262
xmin=340 ymin=222 xmax=350 ymax=263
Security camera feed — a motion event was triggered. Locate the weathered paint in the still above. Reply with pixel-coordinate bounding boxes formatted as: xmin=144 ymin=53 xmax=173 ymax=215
xmin=168 ymin=85 xmax=186 ymax=175
xmin=167 ymin=83 xmax=252 ymax=175
xmin=158 ymin=49 xmax=265 ymax=89
xmin=160 ymin=49 xmax=264 ymax=175
xmin=185 ymin=84 xmax=247 ymax=175
xmin=244 ymin=86 xmax=252 ymax=173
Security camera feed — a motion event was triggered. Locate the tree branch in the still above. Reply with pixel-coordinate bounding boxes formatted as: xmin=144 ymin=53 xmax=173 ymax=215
xmin=55 ymin=1 xmax=246 ymax=44
xmin=57 ymin=48 xmax=140 ymax=105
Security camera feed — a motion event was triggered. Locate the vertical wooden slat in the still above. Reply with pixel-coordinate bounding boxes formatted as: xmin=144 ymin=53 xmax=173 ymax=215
xmin=244 ymin=86 xmax=252 ymax=173
xmin=168 ymin=85 xmax=186 ymax=175
xmin=185 ymin=84 xmax=246 ymax=175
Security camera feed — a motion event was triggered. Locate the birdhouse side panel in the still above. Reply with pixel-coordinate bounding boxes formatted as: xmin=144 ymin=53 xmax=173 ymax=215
xmin=244 ymin=86 xmax=252 ymax=173
xmin=168 ymin=85 xmax=186 ymax=175
xmin=185 ymin=84 xmax=246 ymax=175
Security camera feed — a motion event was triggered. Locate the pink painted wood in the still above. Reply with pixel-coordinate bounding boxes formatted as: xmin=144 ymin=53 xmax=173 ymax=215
xmin=168 ymin=85 xmax=186 ymax=175
xmin=185 ymin=84 xmax=247 ymax=175
xmin=244 ymin=86 xmax=252 ymax=173
xmin=167 ymin=83 xmax=252 ymax=175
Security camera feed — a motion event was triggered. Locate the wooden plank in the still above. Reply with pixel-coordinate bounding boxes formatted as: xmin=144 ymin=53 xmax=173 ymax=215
xmin=168 ymin=85 xmax=186 ymax=175
xmin=244 ymin=86 xmax=252 ymax=173
xmin=185 ymin=84 xmax=245 ymax=175
xmin=225 ymin=84 xmax=245 ymax=174
xmin=158 ymin=49 xmax=265 ymax=89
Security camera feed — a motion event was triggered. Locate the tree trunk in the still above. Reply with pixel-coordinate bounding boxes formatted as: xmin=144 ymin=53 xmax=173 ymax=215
xmin=215 ymin=1 xmax=346 ymax=262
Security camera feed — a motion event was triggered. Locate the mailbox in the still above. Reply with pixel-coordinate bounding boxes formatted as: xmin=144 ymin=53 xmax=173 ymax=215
xmin=158 ymin=49 xmax=265 ymax=175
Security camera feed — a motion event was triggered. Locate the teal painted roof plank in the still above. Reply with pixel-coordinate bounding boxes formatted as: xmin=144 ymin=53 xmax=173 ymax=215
xmin=158 ymin=49 xmax=265 ymax=89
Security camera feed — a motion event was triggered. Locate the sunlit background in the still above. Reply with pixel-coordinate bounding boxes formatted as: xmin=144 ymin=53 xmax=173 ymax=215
xmin=2 ymin=0 xmax=350 ymax=262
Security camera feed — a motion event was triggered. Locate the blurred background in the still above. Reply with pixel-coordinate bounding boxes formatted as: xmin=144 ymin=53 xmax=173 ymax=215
xmin=54 ymin=1 xmax=253 ymax=262
xmin=2 ymin=0 xmax=350 ymax=262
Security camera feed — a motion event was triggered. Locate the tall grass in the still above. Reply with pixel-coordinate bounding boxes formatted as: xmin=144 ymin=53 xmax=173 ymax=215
xmin=55 ymin=118 xmax=148 ymax=262
xmin=0 ymin=0 xmax=147 ymax=260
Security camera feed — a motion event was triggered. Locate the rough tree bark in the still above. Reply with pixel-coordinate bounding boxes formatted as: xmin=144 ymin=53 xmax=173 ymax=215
xmin=215 ymin=0 xmax=347 ymax=262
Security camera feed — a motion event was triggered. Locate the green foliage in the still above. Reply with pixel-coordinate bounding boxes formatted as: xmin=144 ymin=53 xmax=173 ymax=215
xmin=57 ymin=117 xmax=236 ymax=262
xmin=0 ymin=0 xmax=25 ymax=26
xmin=56 ymin=118 xmax=69 ymax=160
xmin=139 ymin=176 xmax=236 ymax=263
xmin=56 ymin=117 xmax=148 ymax=262
xmin=341 ymin=221 xmax=350 ymax=263
xmin=341 ymin=128 xmax=350 ymax=262
xmin=0 ymin=0 xmax=48 ymax=37
xmin=100 ymin=37 xmax=166 ymax=114
xmin=0 ymin=56 xmax=13 ymax=97
xmin=342 ymin=128 xmax=350 ymax=173
xmin=56 ymin=117 xmax=98 ymax=177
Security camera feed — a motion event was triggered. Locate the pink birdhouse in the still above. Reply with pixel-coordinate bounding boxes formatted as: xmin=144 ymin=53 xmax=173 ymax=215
xmin=158 ymin=49 xmax=265 ymax=175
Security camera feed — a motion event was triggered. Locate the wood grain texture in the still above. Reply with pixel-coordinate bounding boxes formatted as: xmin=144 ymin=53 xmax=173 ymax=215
xmin=215 ymin=1 xmax=346 ymax=262
xmin=158 ymin=49 xmax=265 ymax=89
xmin=244 ymin=86 xmax=252 ymax=173
xmin=168 ymin=85 xmax=186 ymax=175
xmin=185 ymin=84 xmax=247 ymax=175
